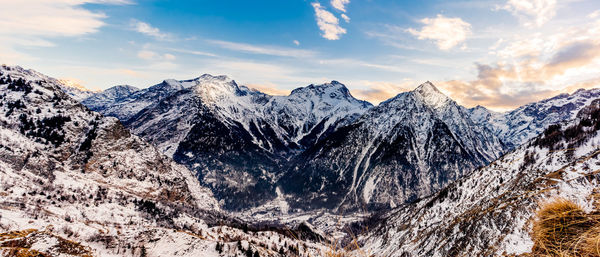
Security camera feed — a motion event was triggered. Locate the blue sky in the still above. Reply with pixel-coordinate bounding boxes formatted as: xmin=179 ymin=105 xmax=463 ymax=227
xmin=1 ymin=0 xmax=600 ymax=110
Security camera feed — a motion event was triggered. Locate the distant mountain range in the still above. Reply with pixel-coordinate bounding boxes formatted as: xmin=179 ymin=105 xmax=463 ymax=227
xmin=78 ymin=70 xmax=600 ymax=212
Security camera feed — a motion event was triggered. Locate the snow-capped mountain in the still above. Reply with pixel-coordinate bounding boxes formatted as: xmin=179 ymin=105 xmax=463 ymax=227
xmin=83 ymin=75 xmax=372 ymax=210
xmin=470 ymin=88 xmax=600 ymax=149
xmin=279 ymin=82 xmax=505 ymax=211
xmin=262 ymin=81 xmax=372 ymax=149
xmin=0 ymin=65 xmax=338 ymax=257
xmin=359 ymin=98 xmax=600 ymax=256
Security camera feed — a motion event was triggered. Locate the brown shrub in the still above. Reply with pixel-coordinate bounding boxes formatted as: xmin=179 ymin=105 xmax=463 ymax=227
xmin=530 ymin=198 xmax=600 ymax=257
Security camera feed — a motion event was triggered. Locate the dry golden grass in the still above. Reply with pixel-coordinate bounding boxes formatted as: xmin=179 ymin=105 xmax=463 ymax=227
xmin=0 ymin=229 xmax=93 ymax=257
xmin=0 ymin=229 xmax=37 ymax=241
xmin=527 ymin=198 xmax=600 ymax=257
xmin=0 ymin=247 xmax=50 ymax=257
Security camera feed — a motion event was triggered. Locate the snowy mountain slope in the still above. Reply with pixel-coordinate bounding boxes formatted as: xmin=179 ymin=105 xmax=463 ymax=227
xmin=81 ymin=84 xmax=139 ymax=112
xmin=470 ymin=88 xmax=600 ymax=149
xmin=0 ymin=66 xmax=97 ymax=102
xmin=279 ymin=82 xmax=505 ymax=211
xmin=0 ymin=65 xmax=338 ymax=257
xmin=84 ymin=76 xmax=372 ymax=210
xmin=84 ymin=79 xmax=189 ymax=121
xmin=359 ymin=99 xmax=600 ymax=256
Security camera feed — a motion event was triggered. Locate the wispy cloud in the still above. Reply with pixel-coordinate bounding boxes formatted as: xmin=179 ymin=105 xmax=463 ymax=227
xmin=130 ymin=19 xmax=172 ymax=40
xmin=341 ymin=14 xmax=350 ymax=23
xmin=247 ymin=83 xmax=291 ymax=96
xmin=318 ymin=58 xmax=410 ymax=73
xmin=137 ymin=50 xmax=176 ymax=62
xmin=207 ymin=39 xmax=317 ymax=58
xmin=407 ymin=14 xmax=472 ymax=50
xmin=350 ymin=80 xmax=414 ymax=104
xmin=497 ymin=0 xmax=557 ymax=27
xmin=311 ymin=2 xmax=346 ymax=40
xmin=165 ymin=47 xmax=218 ymax=57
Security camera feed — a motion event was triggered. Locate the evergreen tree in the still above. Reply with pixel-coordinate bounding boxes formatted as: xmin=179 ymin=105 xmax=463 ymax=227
xmin=140 ymin=245 xmax=147 ymax=257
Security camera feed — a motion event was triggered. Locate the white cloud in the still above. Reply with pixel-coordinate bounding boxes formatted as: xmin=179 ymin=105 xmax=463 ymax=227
xmin=341 ymin=14 xmax=350 ymax=23
xmin=137 ymin=49 xmax=176 ymax=62
xmin=0 ymin=0 xmax=132 ymax=38
xmin=311 ymin=2 xmax=346 ymax=40
xmin=207 ymin=40 xmax=316 ymax=58
xmin=130 ymin=20 xmax=171 ymax=40
xmin=438 ymin=18 xmax=600 ymax=110
xmin=589 ymin=10 xmax=600 ymax=19
xmin=331 ymin=0 xmax=350 ymax=12
xmin=498 ymin=0 xmax=557 ymax=27
xmin=163 ymin=53 xmax=176 ymax=61
xmin=407 ymin=14 xmax=472 ymax=50
xmin=0 ymin=0 xmax=128 ymax=38
xmin=293 ymin=40 xmax=300 ymax=46
xmin=137 ymin=50 xmax=157 ymax=60
xmin=0 ymin=0 xmax=130 ymax=63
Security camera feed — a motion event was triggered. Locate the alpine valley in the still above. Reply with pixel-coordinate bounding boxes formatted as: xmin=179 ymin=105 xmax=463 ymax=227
xmin=1 ymin=64 xmax=599 ymax=256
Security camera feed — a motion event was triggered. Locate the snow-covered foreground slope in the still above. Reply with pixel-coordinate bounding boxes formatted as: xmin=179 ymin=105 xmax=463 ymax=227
xmin=0 ymin=65 xmax=334 ymax=257
xmin=360 ymin=99 xmax=600 ymax=256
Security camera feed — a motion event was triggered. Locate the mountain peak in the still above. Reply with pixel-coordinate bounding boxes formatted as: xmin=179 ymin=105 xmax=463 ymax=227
xmin=413 ymin=81 xmax=450 ymax=109
xmin=415 ymin=81 xmax=441 ymax=94
xmin=192 ymin=74 xmax=244 ymax=103
xmin=196 ymin=73 xmax=231 ymax=82
xmin=103 ymin=84 xmax=139 ymax=95
xmin=290 ymin=80 xmax=351 ymax=98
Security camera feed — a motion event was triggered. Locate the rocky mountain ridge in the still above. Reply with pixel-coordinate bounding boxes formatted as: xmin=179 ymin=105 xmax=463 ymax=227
xmin=359 ymin=98 xmax=600 ymax=256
